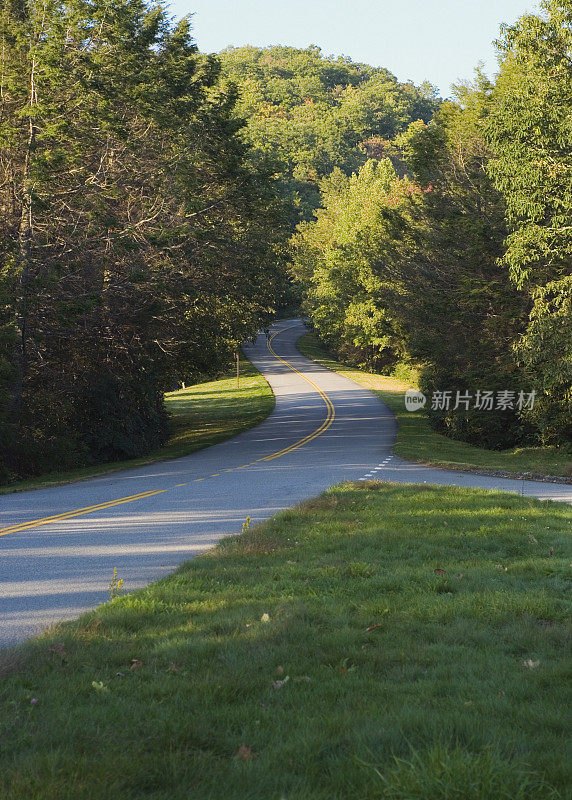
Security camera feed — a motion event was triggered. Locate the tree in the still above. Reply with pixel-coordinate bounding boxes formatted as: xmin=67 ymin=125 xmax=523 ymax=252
xmin=0 ymin=0 xmax=285 ymax=481
xmin=291 ymin=159 xmax=412 ymax=370
xmin=486 ymin=0 xmax=572 ymax=444
xmin=294 ymin=77 xmax=531 ymax=449
xmin=389 ymin=79 xmax=531 ymax=448
xmin=218 ymin=45 xmax=439 ymax=225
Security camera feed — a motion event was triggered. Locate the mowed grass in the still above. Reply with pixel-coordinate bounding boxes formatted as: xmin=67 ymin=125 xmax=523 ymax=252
xmin=297 ymin=331 xmax=571 ymax=479
xmin=162 ymin=357 xmax=274 ymax=457
xmin=0 ymin=355 xmax=274 ymax=495
xmin=1 ymin=483 xmax=570 ymax=800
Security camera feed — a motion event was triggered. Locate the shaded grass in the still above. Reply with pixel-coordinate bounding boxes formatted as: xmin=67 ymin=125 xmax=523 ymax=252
xmin=1 ymin=483 xmax=570 ymax=799
xmin=0 ymin=355 xmax=274 ymax=495
xmin=297 ymin=331 xmax=571 ymax=479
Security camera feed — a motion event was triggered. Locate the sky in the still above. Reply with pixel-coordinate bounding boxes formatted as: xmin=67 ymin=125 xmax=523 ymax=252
xmin=167 ymin=0 xmax=540 ymax=98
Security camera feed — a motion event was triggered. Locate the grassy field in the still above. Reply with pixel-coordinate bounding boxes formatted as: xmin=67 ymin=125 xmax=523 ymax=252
xmin=1 ymin=482 xmax=570 ymax=799
xmin=0 ymin=355 xmax=274 ymax=495
xmin=297 ymin=332 xmax=571 ymax=480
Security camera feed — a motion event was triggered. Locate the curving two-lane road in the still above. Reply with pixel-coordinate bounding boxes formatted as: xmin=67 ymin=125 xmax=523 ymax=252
xmin=1 ymin=320 xmax=570 ymax=647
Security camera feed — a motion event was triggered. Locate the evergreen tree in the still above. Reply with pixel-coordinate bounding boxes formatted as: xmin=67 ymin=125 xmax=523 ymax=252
xmin=0 ymin=0 xmax=284 ymax=481
xmin=392 ymin=81 xmax=530 ymax=448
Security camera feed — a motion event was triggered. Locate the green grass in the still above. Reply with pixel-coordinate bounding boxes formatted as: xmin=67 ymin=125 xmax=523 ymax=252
xmin=297 ymin=331 xmax=571 ymax=480
xmin=1 ymin=482 xmax=570 ymax=799
xmin=0 ymin=355 xmax=274 ymax=495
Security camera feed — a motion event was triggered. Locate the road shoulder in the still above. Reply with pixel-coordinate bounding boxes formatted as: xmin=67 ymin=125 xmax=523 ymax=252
xmin=296 ymin=331 xmax=571 ymax=485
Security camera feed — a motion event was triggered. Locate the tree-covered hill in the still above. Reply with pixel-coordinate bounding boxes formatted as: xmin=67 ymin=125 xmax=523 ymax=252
xmin=217 ymin=45 xmax=439 ymax=222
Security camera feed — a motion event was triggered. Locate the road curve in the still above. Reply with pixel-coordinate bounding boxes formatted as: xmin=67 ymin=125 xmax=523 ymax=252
xmin=1 ymin=320 xmax=570 ymax=647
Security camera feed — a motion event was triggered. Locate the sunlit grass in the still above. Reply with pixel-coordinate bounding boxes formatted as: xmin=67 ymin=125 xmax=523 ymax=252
xmin=1 ymin=483 xmax=570 ymax=799
xmin=0 ymin=356 xmax=274 ymax=495
xmin=297 ymin=331 xmax=571 ymax=479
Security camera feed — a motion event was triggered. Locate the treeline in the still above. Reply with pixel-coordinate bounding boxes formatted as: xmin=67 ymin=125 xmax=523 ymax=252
xmin=0 ymin=0 xmax=286 ymax=483
xmin=290 ymin=1 xmax=571 ymax=449
xmin=217 ymin=45 xmax=439 ymax=224
xmin=1 ymin=3 xmax=569 ymax=484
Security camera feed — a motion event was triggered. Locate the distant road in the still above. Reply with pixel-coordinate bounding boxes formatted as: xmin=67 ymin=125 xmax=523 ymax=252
xmin=1 ymin=319 xmax=570 ymax=647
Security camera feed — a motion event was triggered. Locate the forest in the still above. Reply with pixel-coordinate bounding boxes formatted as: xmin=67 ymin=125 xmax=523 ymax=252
xmin=0 ymin=0 xmax=570 ymax=484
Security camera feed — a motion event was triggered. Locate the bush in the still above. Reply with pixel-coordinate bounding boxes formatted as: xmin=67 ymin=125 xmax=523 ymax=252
xmin=74 ymin=370 xmax=169 ymax=462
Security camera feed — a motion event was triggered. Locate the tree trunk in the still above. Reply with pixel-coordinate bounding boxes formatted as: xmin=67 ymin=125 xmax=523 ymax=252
xmin=11 ymin=71 xmax=37 ymax=426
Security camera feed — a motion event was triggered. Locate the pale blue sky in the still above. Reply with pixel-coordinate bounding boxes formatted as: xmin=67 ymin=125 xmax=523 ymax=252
xmin=167 ymin=0 xmax=540 ymax=97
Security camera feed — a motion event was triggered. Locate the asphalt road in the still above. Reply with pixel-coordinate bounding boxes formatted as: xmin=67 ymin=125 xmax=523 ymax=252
xmin=1 ymin=319 xmax=570 ymax=647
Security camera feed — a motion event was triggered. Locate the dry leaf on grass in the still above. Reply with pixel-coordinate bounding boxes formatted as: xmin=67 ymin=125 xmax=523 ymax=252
xmin=365 ymin=623 xmax=383 ymax=632
xmin=434 ymin=568 xmax=446 ymax=575
xmin=523 ymin=659 xmax=540 ymax=669
xmin=235 ymin=744 xmax=254 ymax=761
xmin=130 ymin=659 xmax=143 ymax=671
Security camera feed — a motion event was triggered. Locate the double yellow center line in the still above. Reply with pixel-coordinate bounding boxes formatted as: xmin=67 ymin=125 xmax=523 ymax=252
xmin=0 ymin=325 xmax=335 ymax=538
xmin=260 ymin=327 xmax=335 ymax=461
xmin=0 ymin=489 xmax=167 ymax=538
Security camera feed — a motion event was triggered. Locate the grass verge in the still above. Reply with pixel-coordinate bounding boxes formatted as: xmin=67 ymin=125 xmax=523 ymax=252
xmin=297 ymin=331 xmax=571 ymax=480
xmin=1 ymin=482 xmax=570 ymax=799
xmin=0 ymin=355 xmax=274 ymax=495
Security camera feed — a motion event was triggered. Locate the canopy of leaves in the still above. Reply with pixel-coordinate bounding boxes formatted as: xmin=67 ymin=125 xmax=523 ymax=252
xmin=486 ymin=0 xmax=572 ymax=290
xmin=0 ymin=0 xmax=286 ymax=482
xmin=294 ymin=77 xmax=534 ymax=449
xmin=293 ymin=2 xmax=572 ymax=450
xmin=217 ymin=45 xmax=439 ymax=223
xmin=292 ymin=159 xmax=414 ymax=370
xmin=485 ymin=0 xmax=572 ymax=444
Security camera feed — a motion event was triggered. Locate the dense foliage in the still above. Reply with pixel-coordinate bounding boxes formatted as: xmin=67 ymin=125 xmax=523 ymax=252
xmin=217 ymin=45 xmax=439 ymax=224
xmin=485 ymin=0 xmax=572 ymax=444
xmin=291 ymin=159 xmax=414 ymax=372
xmin=1 ymin=3 xmax=570 ymax=482
xmin=292 ymin=81 xmax=532 ymax=447
xmin=0 ymin=0 xmax=285 ymax=482
xmin=389 ymin=84 xmax=532 ymax=448
xmin=291 ymin=2 xmax=572 ymax=450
